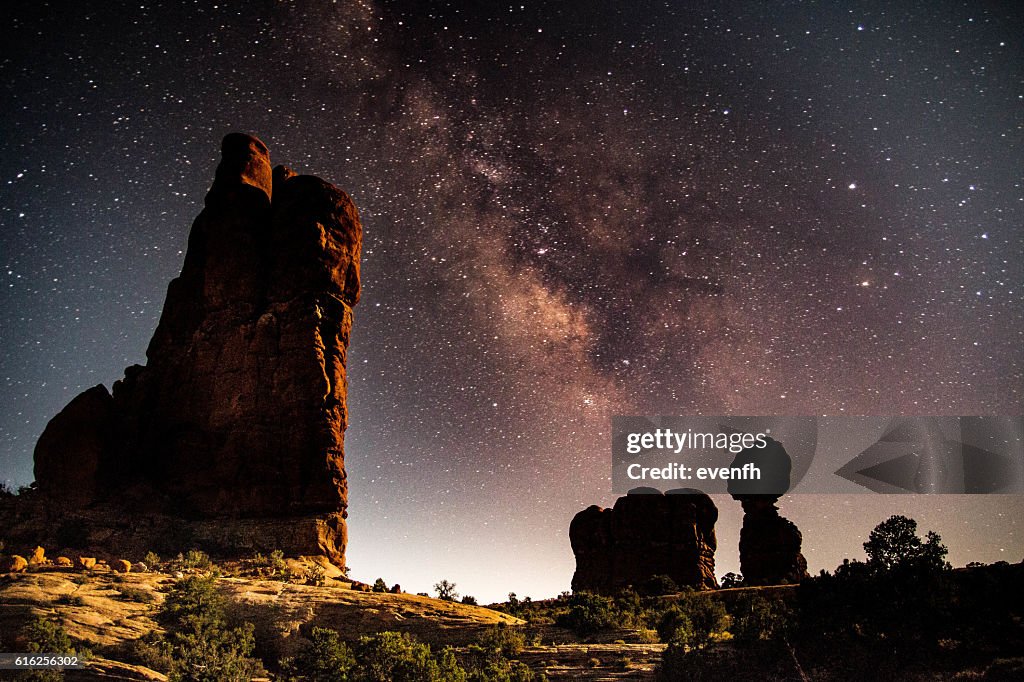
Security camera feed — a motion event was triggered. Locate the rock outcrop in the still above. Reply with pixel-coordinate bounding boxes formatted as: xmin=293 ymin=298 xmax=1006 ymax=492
xmin=24 ymin=133 xmax=361 ymax=567
xmin=735 ymin=497 xmax=808 ymax=585
xmin=728 ymin=438 xmax=809 ymax=586
xmin=570 ymin=488 xmax=718 ymax=594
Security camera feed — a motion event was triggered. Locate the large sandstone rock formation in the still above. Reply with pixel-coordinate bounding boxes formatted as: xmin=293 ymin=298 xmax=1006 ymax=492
xmin=569 ymin=488 xmax=718 ymax=594
xmin=25 ymin=133 xmax=360 ymax=566
xmin=728 ymin=438 xmax=809 ymax=586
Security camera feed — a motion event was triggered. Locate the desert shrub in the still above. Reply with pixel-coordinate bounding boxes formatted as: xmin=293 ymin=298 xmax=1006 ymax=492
xmin=171 ymin=549 xmax=213 ymax=571
xmin=157 ymin=575 xmax=265 ymax=681
xmin=117 ymin=586 xmax=155 ymax=603
xmin=477 ymin=624 xmax=526 ymax=657
xmin=269 ymin=549 xmax=287 ymax=573
xmin=656 ymin=605 xmax=693 ymax=644
xmin=55 ymin=594 xmax=86 ymax=606
xmin=144 ymin=551 xmax=162 ymax=569
xmin=730 ymin=594 xmax=791 ymax=643
xmin=126 ymin=632 xmax=176 ymax=674
xmin=20 ymin=616 xmax=90 ymax=681
xmin=434 ymin=579 xmax=459 ymax=602
xmin=556 ymin=592 xmax=617 ymax=636
xmin=306 ymin=563 xmax=326 ymax=586
xmin=641 ymin=574 xmax=679 ymax=596
xmin=655 ymin=641 xmax=705 ymax=681
xmin=284 ymin=626 xmax=355 ymax=681
xmin=461 ymin=595 xmax=478 ymax=606
xmin=184 ymin=549 xmax=213 ymax=570
xmin=463 ymin=626 xmax=538 ymax=681
xmin=372 ymin=578 xmax=388 ymax=593
xmin=23 ymin=616 xmax=73 ymax=654
xmin=352 ymin=631 xmax=466 ymax=682
xmin=657 ymin=595 xmax=727 ymax=649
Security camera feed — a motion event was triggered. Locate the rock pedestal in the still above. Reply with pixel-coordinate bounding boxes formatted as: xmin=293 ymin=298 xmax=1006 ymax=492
xmin=27 ymin=133 xmax=361 ymax=566
xmin=736 ymin=497 xmax=809 ymax=586
xmin=570 ymin=488 xmax=718 ymax=594
xmin=728 ymin=438 xmax=809 ymax=586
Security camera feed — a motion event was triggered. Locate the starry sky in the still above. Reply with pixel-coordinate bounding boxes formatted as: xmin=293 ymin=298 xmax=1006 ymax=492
xmin=1 ymin=1 xmax=1022 ymax=602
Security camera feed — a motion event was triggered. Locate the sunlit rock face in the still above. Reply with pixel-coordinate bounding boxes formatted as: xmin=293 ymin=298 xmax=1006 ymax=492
xmin=31 ymin=133 xmax=361 ymax=566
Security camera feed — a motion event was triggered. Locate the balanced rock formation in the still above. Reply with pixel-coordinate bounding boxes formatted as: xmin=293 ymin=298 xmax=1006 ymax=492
xmin=728 ymin=438 xmax=809 ymax=586
xmin=570 ymin=488 xmax=718 ymax=594
xmin=24 ymin=133 xmax=361 ymax=566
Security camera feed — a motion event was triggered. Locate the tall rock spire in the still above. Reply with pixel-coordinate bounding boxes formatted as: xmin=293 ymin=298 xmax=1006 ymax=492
xmin=31 ymin=134 xmax=361 ymax=566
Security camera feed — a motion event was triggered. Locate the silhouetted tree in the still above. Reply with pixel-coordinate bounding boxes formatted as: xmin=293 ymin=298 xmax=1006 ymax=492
xmin=434 ymin=579 xmax=459 ymax=602
xmin=720 ymin=572 xmax=743 ymax=589
xmin=863 ymin=514 xmax=948 ymax=573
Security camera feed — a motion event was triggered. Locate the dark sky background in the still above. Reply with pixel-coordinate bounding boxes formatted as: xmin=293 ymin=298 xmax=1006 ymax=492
xmin=1 ymin=0 xmax=1022 ymax=601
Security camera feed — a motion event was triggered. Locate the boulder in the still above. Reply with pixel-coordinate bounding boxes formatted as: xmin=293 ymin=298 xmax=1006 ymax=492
xmin=113 ymin=560 xmax=132 ymax=573
xmin=78 ymin=557 xmax=97 ymax=570
xmin=2 ymin=555 xmax=28 ymax=573
xmin=28 ymin=546 xmax=46 ymax=565
xmin=56 ymin=556 xmax=74 ymax=567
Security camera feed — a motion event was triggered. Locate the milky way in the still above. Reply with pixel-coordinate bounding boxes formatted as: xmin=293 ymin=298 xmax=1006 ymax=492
xmin=1 ymin=1 xmax=1022 ymax=601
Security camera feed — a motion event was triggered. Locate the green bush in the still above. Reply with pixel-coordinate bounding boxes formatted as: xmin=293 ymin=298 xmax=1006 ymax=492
xmin=352 ymin=631 xmax=465 ymax=682
xmin=730 ymin=594 xmax=790 ymax=643
xmin=117 ymin=586 xmax=156 ymax=603
xmin=172 ymin=549 xmax=213 ymax=571
xmin=23 ymin=616 xmax=73 ymax=654
xmin=287 ymin=626 xmax=356 ymax=681
xmin=372 ymin=578 xmax=388 ymax=593
xmin=555 ymin=592 xmax=617 ymax=636
xmin=657 ymin=595 xmax=727 ymax=649
xmin=157 ymin=575 xmax=265 ymax=682
xmin=464 ymin=626 xmax=539 ymax=681
xmin=477 ymin=624 xmax=526 ymax=658
xmin=20 ymin=616 xmax=89 ymax=682
xmin=144 ymin=551 xmax=162 ymax=569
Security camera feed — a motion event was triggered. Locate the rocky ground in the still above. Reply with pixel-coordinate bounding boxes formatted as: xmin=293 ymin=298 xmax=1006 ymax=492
xmin=0 ymin=566 xmax=664 ymax=681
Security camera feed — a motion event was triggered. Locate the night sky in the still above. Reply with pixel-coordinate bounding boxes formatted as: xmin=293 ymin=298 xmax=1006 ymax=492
xmin=1 ymin=1 xmax=1022 ymax=602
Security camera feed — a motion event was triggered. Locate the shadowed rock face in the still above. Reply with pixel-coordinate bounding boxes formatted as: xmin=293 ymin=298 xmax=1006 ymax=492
xmin=31 ymin=133 xmax=361 ymax=566
xmin=736 ymin=497 xmax=808 ymax=586
xmin=729 ymin=438 xmax=809 ymax=586
xmin=570 ymin=488 xmax=719 ymax=594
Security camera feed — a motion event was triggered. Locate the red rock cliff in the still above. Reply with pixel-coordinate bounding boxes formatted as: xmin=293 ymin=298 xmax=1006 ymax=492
xmin=31 ymin=133 xmax=360 ymax=566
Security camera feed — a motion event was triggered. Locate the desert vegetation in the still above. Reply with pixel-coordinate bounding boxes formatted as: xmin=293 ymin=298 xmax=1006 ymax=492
xmin=2 ymin=516 xmax=1021 ymax=680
